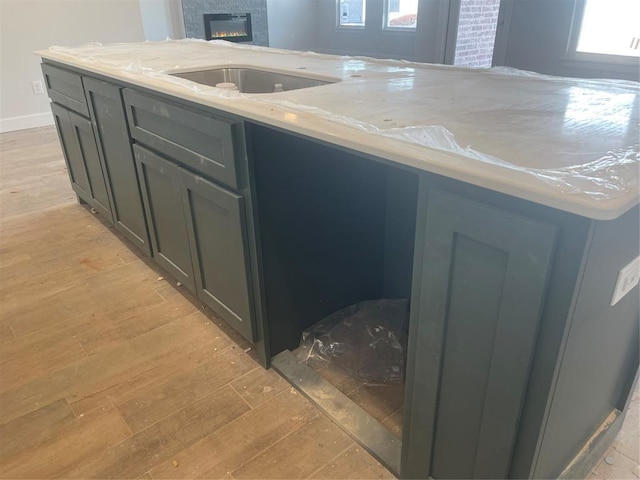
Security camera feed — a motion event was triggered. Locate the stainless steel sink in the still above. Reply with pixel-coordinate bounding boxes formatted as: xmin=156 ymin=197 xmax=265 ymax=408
xmin=169 ymin=67 xmax=339 ymax=93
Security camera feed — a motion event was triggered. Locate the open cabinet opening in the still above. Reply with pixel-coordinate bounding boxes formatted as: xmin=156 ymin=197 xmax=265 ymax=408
xmin=250 ymin=124 xmax=418 ymax=464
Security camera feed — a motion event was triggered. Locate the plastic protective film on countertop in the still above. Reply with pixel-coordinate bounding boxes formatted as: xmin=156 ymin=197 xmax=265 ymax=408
xmin=49 ymin=40 xmax=640 ymax=202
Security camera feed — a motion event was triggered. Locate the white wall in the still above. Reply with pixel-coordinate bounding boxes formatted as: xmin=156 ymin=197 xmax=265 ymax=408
xmin=267 ymin=0 xmax=318 ymax=51
xmin=266 ymin=0 xmax=450 ymax=63
xmin=140 ymin=0 xmax=185 ymax=41
xmin=0 ymin=0 xmax=147 ymax=133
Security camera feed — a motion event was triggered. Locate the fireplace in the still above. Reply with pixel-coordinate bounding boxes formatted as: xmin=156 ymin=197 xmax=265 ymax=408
xmin=204 ymin=13 xmax=253 ymax=42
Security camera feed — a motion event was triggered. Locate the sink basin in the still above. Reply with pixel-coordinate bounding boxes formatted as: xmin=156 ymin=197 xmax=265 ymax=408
xmin=169 ymin=67 xmax=339 ymax=93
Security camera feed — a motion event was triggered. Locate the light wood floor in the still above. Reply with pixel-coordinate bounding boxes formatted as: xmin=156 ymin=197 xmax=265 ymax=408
xmin=1 ymin=126 xmax=638 ymax=479
xmin=0 ymin=126 xmax=394 ymax=479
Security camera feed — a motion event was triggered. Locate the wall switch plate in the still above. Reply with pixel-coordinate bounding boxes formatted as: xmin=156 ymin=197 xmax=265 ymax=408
xmin=32 ymin=80 xmax=45 ymax=95
xmin=611 ymin=255 xmax=640 ymax=306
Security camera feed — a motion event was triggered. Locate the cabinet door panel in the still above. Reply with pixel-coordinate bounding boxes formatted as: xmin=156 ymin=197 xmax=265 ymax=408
xmin=403 ymin=188 xmax=557 ymax=479
xmin=68 ymin=110 xmax=113 ymax=223
xmin=84 ymin=77 xmax=150 ymax=255
xmin=179 ymin=169 xmax=255 ymax=342
xmin=51 ymin=102 xmax=91 ymax=199
xmin=134 ymin=145 xmax=195 ymax=293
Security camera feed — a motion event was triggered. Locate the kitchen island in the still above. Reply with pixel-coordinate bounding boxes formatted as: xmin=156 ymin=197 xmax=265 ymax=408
xmin=37 ymin=40 xmax=639 ymax=479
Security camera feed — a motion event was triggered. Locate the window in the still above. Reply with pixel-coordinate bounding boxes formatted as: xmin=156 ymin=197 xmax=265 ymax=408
xmin=339 ymin=0 xmax=366 ymax=27
xmin=572 ymin=0 xmax=640 ymax=58
xmin=384 ymin=0 xmax=418 ymax=29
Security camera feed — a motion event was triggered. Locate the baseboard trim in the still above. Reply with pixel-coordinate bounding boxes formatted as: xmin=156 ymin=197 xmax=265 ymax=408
xmin=0 ymin=112 xmax=54 ymax=133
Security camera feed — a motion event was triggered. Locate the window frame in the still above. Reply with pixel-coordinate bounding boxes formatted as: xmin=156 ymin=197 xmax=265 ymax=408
xmin=382 ymin=0 xmax=418 ymax=32
xmin=336 ymin=0 xmax=367 ymax=30
xmin=566 ymin=0 xmax=640 ymax=66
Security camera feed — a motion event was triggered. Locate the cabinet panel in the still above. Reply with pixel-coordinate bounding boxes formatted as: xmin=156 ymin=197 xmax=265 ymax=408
xmin=68 ymin=110 xmax=113 ymax=223
xmin=403 ymin=188 xmax=557 ymax=479
xmin=42 ymin=63 xmax=89 ymax=116
xmin=51 ymin=102 xmax=91 ymax=200
xmin=134 ymin=145 xmax=195 ymax=293
xmin=84 ymin=77 xmax=150 ymax=255
xmin=179 ymin=169 xmax=255 ymax=342
xmin=123 ymin=89 xmax=239 ymax=188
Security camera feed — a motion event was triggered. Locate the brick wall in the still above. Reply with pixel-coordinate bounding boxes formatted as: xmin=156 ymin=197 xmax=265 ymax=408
xmin=454 ymin=0 xmax=501 ymax=68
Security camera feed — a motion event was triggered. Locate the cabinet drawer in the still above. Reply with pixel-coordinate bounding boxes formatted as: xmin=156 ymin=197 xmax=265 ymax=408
xmin=123 ymin=89 xmax=240 ymax=188
xmin=41 ymin=63 xmax=89 ymax=116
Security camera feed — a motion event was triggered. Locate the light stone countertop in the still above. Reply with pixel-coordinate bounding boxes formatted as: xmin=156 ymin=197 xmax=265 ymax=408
xmin=37 ymin=40 xmax=640 ymax=220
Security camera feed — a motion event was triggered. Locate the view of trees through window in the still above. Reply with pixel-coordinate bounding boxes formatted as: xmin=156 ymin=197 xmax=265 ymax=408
xmin=339 ymin=0 xmax=366 ymax=26
xmin=577 ymin=0 xmax=640 ymax=57
xmin=385 ymin=0 xmax=418 ymax=28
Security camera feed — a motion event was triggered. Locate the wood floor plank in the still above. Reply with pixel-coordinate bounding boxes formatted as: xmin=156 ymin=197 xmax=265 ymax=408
xmin=78 ymin=293 xmax=198 ymax=355
xmin=118 ymin=346 xmax=256 ymax=433
xmin=151 ymin=389 xmax=320 ymax=479
xmin=0 ymin=181 xmax=74 ymax=217
xmin=231 ymin=414 xmax=353 ymax=479
xmin=0 ymin=406 xmax=131 ymax=479
xmin=0 ymin=320 xmax=15 ymax=344
xmin=230 ymin=366 xmax=291 ymax=409
xmin=64 ymin=386 xmax=250 ymax=479
xmin=4 ymin=261 xmax=162 ymax=337
xmin=0 ymin=244 xmax=136 ymax=300
xmin=0 ymin=126 xmax=59 ymax=152
xmin=310 ymin=443 xmax=396 ymax=479
xmin=0 ymin=313 xmax=223 ymax=423
xmin=67 ymin=324 xmax=235 ymax=417
xmin=0 ymin=331 xmax=87 ymax=392
xmin=0 ymin=399 xmax=75 ymax=462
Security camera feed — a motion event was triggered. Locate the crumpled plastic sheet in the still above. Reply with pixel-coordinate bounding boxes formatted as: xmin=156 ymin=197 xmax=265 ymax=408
xmin=296 ymin=299 xmax=408 ymax=386
xmin=47 ymin=39 xmax=640 ymax=202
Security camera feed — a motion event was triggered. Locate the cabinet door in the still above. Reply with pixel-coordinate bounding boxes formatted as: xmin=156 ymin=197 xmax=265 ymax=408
xmin=51 ymin=102 xmax=91 ymax=200
xmin=68 ymin=110 xmax=113 ymax=223
xmin=83 ymin=77 xmax=150 ymax=255
xmin=179 ymin=168 xmax=255 ymax=342
xmin=403 ymin=189 xmax=557 ymax=479
xmin=134 ymin=145 xmax=195 ymax=293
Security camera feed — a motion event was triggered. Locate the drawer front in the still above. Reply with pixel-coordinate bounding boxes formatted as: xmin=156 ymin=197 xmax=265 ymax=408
xmin=42 ymin=63 xmax=89 ymax=116
xmin=123 ymin=89 xmax=239 ymax=188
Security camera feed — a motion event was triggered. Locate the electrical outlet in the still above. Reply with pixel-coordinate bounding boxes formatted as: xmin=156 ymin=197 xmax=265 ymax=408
xmin=611 ymin=255 xmax=640 ymax=306
xmin=32 ymin=80 xmax=45 ymax=95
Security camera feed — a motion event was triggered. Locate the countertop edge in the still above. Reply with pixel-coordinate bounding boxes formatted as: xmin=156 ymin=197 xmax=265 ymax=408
xmin=35 ymin=49 xmax=639 ymax=221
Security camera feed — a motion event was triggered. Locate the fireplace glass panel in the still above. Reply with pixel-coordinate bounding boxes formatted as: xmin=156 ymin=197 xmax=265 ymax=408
xmin=204 ymin=13 xmax=252 ymax=42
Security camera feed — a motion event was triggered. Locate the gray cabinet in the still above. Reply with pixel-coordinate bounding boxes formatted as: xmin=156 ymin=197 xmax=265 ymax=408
xmin=50 ymin=102 xmax=113 ymax=223
xmin=84 ymin=77 xmax=150 ymax=255
xmin=134 ymin=145 xmax=256 ymax=342
xmin=134 ymin=145 xmax=196 ymax=294
xmin=123 ymin=88 xmax=255 ymax=342
xmin=46 ymin=61 xmax=256 ymax=343
xmin=403 ymin=188 xmax=557 ymax=479
xmin=43 ymin=62 xmax=149 ymax=254
xmin=179 ymin=168 xmax=255 ymax=342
